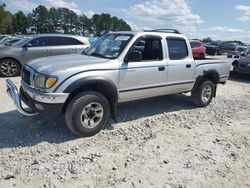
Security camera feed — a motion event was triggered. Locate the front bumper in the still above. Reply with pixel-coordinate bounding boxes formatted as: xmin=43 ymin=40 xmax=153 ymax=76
xmin=6 ymin=79 xmax=69 ymax=116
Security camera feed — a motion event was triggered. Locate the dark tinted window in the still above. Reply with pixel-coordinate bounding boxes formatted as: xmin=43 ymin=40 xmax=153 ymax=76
xmin=29 ymin=37 xmax=53 ymax=47
xmin=190 ymin=41 xmax=201 ymax=48
xmin=53 ymin=37 xmax=83 ymax=46
xmin=130 ymin=36 xmax=163 ymax=61
xmin=167 ymin=38 xmax=188 ymax=60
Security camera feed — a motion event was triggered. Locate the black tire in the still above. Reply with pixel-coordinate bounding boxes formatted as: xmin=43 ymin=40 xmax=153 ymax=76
xmin=0 ymin=58 xmax=21 ymax=77
xmin=65 ymin=91 xmax=110 ymax=137
xmin=191 ymin=79 xmax=215 ymax=107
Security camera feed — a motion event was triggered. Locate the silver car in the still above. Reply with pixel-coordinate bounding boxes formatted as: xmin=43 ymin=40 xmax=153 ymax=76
xmin=0 ymin=34 xmax=90 ymax=77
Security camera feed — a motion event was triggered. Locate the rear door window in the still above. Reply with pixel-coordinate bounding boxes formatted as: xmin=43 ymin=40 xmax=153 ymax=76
xmin=167 ymin=37 xmax=189 ymax=60
xmin=53 ymin=37 xmax=83 ymax=46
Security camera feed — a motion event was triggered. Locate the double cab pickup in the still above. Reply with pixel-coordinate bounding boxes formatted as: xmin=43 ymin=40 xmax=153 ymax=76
xmin=6 ymin=29 xmax=231 ymax=137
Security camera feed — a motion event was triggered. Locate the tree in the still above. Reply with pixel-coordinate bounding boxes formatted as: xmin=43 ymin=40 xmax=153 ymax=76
xmin=32 ymin=5 xmax=50 ymax=33
xmin=0 ymin=3 xmax=132 ymax=36
xmin=13 ymin=11 xmax=28 ymax=34
xmin=202 ymin=37 xmax=213 ymax=43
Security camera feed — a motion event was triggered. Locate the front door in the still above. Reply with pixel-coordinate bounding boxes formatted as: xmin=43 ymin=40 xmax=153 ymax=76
xmin=21 ymin=36 xmax=53 ymax=63
xmin=118 ymin=35 xmax=168 ymax=102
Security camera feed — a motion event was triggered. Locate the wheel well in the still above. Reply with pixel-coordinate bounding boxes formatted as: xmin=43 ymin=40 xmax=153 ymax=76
xmin=62 ymin=83 xmax=117 ymax=113
xmin=0 ymin=57 xmax=22 ymax=68
xmin=203 ymin=71 xmax=219 ymax=84
xmin=232 ymin=60 xmax=239 ymax=66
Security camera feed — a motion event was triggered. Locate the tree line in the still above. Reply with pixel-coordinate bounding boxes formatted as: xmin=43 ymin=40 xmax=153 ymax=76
xmin=0 ymin=3 xmax=132 ymax=36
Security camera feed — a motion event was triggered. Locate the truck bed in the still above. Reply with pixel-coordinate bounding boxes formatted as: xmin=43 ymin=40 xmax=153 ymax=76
xmin=194 ymin=58 xmax=231 ymax=83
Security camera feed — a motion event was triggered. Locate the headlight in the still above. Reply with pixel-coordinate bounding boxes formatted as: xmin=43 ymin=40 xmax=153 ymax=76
xmin=34 ymin=74 xmax=57 ymax=89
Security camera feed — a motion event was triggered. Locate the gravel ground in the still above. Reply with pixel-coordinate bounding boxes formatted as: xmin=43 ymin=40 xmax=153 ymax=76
xmin=0 ymin=73 xmax=250 ymax=188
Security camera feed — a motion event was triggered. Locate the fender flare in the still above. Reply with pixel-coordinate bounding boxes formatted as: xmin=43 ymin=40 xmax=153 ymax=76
xmin=63 ymin=76 xmax=119 ymax=122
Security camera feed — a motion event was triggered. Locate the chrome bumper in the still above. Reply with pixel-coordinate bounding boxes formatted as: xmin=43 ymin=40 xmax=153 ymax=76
xmin=6 ymin=79 xmax=69 ymax=116
xmin=6 ymin=79 xmax=38 ymax=116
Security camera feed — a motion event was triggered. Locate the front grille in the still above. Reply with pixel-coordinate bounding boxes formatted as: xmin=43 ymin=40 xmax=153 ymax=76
xmin=21 ymin=68 xmax=31 ymax=85
xmin=240 ymin=64 xmax=250 ymax=70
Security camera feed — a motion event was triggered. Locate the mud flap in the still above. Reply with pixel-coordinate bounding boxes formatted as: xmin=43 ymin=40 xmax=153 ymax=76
xmin=111 ymin=103 xmax=118 ymax=123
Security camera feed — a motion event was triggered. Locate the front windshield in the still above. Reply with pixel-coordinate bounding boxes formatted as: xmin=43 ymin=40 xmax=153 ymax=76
xmin=5 ymin=38 xmax=22 ymax=46
xmin=13 ymin=37 xmax=32 ymax=46
xmin=83 ymin=33 xmax=133 ymax=59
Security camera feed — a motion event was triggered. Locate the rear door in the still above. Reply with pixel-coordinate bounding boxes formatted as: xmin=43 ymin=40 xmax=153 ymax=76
xmin=165 ymin=37 xmax=196 ymax=93
xmin=21 ymin=36 xmax=53 ymax=63
xmin=119 ymin=35 xmax=168 ymax=101
xmin=51 ymin=36 xmax=76 ymax=56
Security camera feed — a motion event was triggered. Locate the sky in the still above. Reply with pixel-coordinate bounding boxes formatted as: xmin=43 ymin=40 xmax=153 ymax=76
xmin=2 ymin=0 xmax=250 ymax=42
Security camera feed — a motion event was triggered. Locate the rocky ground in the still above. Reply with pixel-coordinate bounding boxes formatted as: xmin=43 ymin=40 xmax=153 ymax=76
xmin=0 ymin=73 xmax=249 ymax=188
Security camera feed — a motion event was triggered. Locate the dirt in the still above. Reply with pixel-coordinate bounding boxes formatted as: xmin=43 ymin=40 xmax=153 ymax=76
xmin=0 ymin=74 xmax=250 ymax=188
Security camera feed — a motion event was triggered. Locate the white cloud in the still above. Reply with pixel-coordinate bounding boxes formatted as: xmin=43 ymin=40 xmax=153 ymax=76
xmin=44 ymin=0 xmax=81 ymax=14
xmin=120 ymin=0 xmax=203 ymax=26
xmin=236 ymin=5 xmax=250 ymax=21
xmin=5 ymin=0 xmax=38 ymax=12
xmin=205 ymin=26 xmax=244 ymax=33
xmin=84 ymin=10 xmax=95 ymax=18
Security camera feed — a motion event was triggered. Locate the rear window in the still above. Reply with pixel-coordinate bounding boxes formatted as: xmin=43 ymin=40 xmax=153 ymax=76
xmin=167 ymin=37 xmax=189 ymax=60
xmin=53 ymin=37 xmax=83 ymax=46
xmin=190 ymin=41 xmax=201 ymax=48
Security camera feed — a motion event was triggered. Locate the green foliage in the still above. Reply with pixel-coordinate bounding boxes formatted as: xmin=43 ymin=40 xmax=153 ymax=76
xmin=0 ymin=3 xmax=132 ymax=36
xmin=202 ymin=37 xmax=213 ymax=43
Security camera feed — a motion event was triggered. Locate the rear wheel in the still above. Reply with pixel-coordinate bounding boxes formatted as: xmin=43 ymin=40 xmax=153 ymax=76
xmin=191 ymin=79 xmax=215 ymax=107
xmin=65 ymin=91 xmax=110 ymax=137
xmin=0 ymin=58 xmax=21 ymax=77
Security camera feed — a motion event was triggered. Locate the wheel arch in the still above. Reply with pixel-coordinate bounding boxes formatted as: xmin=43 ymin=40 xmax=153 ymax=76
xmin=62 ymin=77 xmax=119 ymax=121
xmin=0 ymin=57 xmax=22 ymax=67
xmin=193 ymin=70 xmax=219 ymax=94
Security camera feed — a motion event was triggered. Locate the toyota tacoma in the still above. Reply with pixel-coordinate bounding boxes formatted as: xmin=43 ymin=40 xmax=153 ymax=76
xmin=6 ymin=29 xmax=231 ymax=137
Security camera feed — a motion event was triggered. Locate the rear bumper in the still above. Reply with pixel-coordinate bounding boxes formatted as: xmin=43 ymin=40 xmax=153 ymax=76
xmin=6 ymin=79 xmax=69 ymax=116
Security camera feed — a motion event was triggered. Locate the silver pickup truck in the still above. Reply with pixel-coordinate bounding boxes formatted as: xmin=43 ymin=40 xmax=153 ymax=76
xmin=6 ymin=29 xmax=231 ymax=137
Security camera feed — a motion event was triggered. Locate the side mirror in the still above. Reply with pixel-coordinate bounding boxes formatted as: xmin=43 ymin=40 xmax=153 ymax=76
xmin=241 ymin=52 xmax=246 ymax=57
xmin=23 ymin=43 xmax=32 ymax=48
xmin=127 ymin=50 xmax=142 ymax=62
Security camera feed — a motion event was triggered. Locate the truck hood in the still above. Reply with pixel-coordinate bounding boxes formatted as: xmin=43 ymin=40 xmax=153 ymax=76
xmin=27 ymin=54 xmax=110 ymax=75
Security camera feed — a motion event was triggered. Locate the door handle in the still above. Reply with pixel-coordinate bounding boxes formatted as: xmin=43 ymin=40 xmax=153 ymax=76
xmin=158 ymin=66 xmax=165 ymax=71
xmin=186 ymin=64 xmax=191 ymax=68
xmin=44 ymin=49 xmax=49 ymax=52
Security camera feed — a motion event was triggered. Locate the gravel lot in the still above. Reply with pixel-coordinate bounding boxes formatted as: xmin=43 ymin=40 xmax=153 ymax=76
xmin=0 ymin=64 xmax=249 ymax=187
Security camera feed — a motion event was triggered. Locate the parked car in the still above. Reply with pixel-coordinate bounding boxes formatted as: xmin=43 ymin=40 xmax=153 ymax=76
xmin=205 ymin=42 xmax=220 ymax=55
xmin=0 ymin=35 xmax=10 ymax=41
xmin=6 ymin=29 xmax=230 ymax=137
xmin=217 ymin=42 xmax=237 ymax=55
xmin=232 ymin=47 xmax=250 ymax=75
xmin=190 ymin=40 xmax=206 ymax=58
xmin=227 ymin=45 xmax=248 ymax=58
xmin=0 ymin=34 xmax=90 ymax=77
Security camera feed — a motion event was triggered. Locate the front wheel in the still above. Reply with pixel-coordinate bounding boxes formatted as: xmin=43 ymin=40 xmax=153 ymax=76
xmin=65 ymin=91 xmax=110 ymax=137
xmin=191 ymin=79 xmax=215 ymax=107
xmin=0 ymin=58 xmax=21 ymax=77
